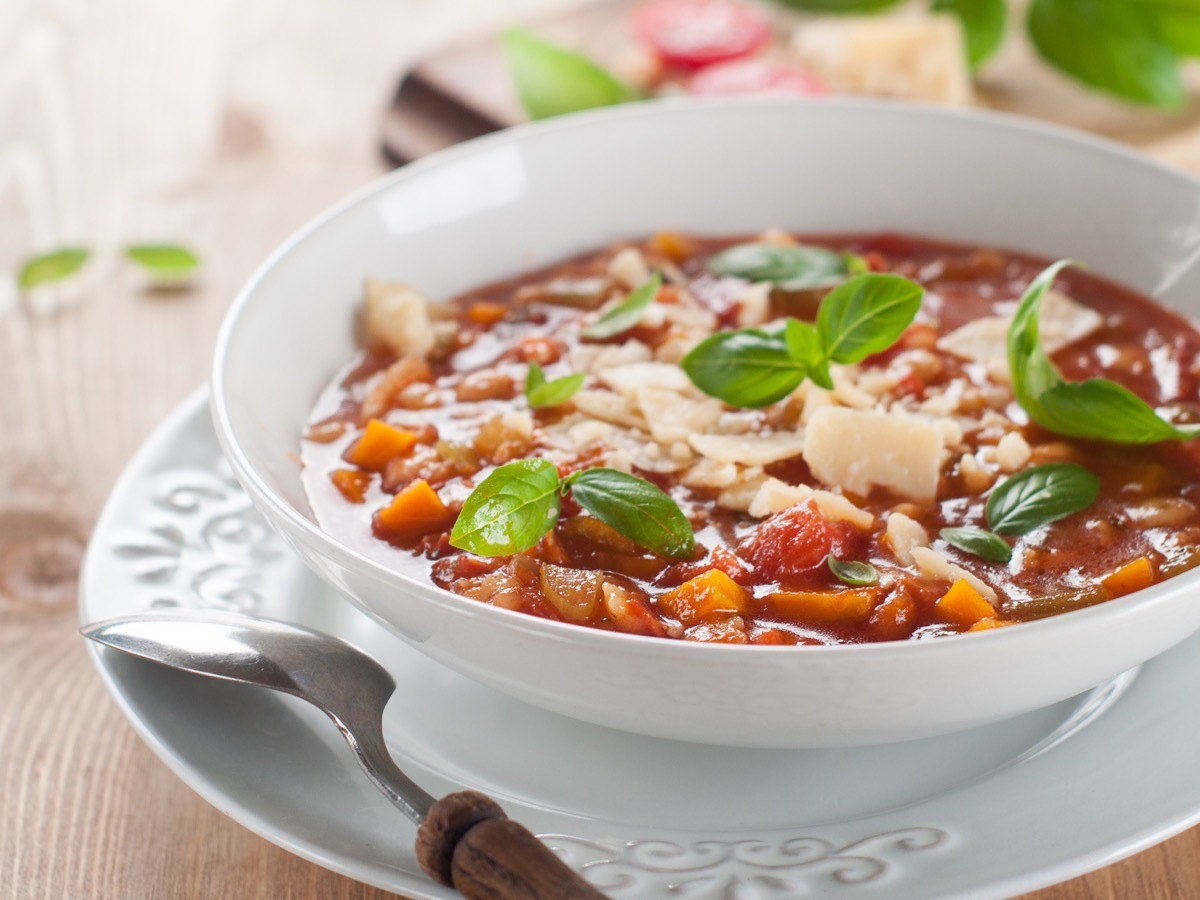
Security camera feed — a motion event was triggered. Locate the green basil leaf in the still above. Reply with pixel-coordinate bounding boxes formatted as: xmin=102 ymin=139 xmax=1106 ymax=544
xmin=785 ymin=319 xmax=832 ymax=390
xmin=707 ymin=243 xmax=852 ymax=291
xmin=817 ymin=273 xmax=924 ymax=365
xmin=827 ymin=555 xmax=879 ymax=586
xmin=125 ymin=243 xmax=200 ymax=279
xmin=771 ymin=0 xmax=904 ymax=12
xmin=1145 ymin=0 xmax=1200 ymax=56
xmin=1027 ymin=0 xmax=1183 ymax=108
xmin=939 ymin=526 xmax=1013 ymax=563
xmin=567 ymin=468 xmax=695 ymax=559
xmin=449 ymin=458 xmax=562 ymax=556
xmin=502 ymin=28 xmax=642 ymax=121
xmin=18 ymin=247 xmax=89 ymax=289
xmin=682 ymin=327 xmax=808 ymax=408
xmin=525 ymin=362 xmax=584 ymax=408
xmin=581 ymin=272 xmax=661 ymax=340
xmin=933 ymin=0 xmax=1007 ymax=68
xmin=985 ymin=463 xmax=1099 ymax=535
xmin=1008 ymin=260 xmax=1200 ymax=443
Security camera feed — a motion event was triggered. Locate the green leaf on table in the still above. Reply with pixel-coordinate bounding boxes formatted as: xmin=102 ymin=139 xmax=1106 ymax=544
xmin=18 ymin=247 xmax=89 ymax=290
xmin=985 ymin=463 xmax=1099 ymax=536
xmin=682 ymin=326 xmax=808 ymax=408
xmin=933 ymin=0 xmax=1007 ymax=68
xmin=524 ymin=362 xmax=584 ymax=409
xmin=939 ymin=526 xmax=1013 ymax=563
xmin=502 ymin=28 xmax=642 ymax=121
xmin=770 ymin=0 xmax=905 ymax=12
xmin=1145 ymin=0 xmax=1200 ymax=57
xmin=581 ymin=272 xmax=662 ymax=339
xmin=566 ymin=468 xmax=695 ymax=560
xmin=1027 ymin=0 xmax=1183 ymax=108
xmin=817 ymin=273 xmax=924 ymax=365
xmin=707 ymin=243 xmax=853 ymax=291
xmin=1008 ymin=259 xmax=1200 ymax=443
xmin=449 ymin=458 xmax=562 ymax=556
xmin=827 ymin=555 xmax=879 ymax=586
xmin=125 ymin=244 xmax=201 ymax=279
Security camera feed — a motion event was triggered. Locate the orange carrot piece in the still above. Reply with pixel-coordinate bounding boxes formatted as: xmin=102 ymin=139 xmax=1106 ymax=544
xmin=345 ymin=419 xmax=417 ymax=472
xmin=936 ymin=579 xmax=997 ymax=627
xmin=649 ymin=231 xmax=696 ymax=263
xmin=374 ymin=479 xmax=453 ymax=542
xmin=658 ymin=569 xmax=751 ymax=627
xmin=330 ymin=468 xmax=371 ymax=504
xmin=766 ymin=588 xmax=878 ymax=622
xmin=968 ymin=617 xmax=1014 ymax=632
xmin=1101 ymin=556 xmax=1155 ymax=597
xmin=467 ymin=301 xmax=508 ymax=327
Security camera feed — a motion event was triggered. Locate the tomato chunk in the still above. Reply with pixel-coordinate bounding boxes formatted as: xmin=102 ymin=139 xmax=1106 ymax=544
xmin=632 ymin=0 xmax=771 ymax=70
xmin=738 ymin=499 xmax=847 ymax=580
xmin=689 ymin=59 xmax=824 ymax=96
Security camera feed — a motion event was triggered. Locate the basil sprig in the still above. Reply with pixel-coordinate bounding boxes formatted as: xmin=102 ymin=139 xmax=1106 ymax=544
xmin=582 ymin=272 xmax=661 ymax=340
xmin=939 ymin=462 xmax=1099 ymax=563
xmin=525 ymin=362 xmax=583 ymax=408
xmin=828 ymin=556 xmax=878 ymax=586
xmin=707 ymin=243 xmax=863 ymax=292
xmin=682 ymin=273 xmax=923 ymax=408
xmin=450 ymin=460 xmax=694 ymax=559
xmin=1008 ymin=261 xmax=1200 ymax=444
xmin=502 ymin=28 xmax=642 ymax=120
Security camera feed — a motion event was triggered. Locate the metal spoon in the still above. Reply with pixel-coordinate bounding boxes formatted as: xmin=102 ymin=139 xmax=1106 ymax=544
xmin=82 ymin=610 xmax=605 ymax=900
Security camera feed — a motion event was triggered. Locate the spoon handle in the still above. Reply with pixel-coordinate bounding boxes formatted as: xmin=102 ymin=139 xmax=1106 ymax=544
xmin=416 ymin=790 xmax=606 ymax=899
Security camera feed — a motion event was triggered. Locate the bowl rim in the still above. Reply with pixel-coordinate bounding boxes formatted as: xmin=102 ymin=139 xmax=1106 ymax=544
xmin=211 ymin=94 xmax=1200 ymax=658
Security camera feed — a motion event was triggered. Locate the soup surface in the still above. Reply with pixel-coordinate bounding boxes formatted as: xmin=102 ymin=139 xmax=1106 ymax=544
xmin=301 ymin=232 xmax=1200 ymax=645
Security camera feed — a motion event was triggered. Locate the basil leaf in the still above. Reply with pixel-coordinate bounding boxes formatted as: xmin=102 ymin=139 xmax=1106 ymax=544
xmin=567 ymin=468 xmax=695 ymax=560
xmin=827 ymin=556 xmax=879 ymax=586
xmin=525 ymin=362 xmax=584 ymax=409
xmin=939 ymin=526 xmax=1013 ymax=564
xmin=1008 ymin=260 xmax=1200 ymax=443
xmin=771 ymin=0 xmax=904 ymax=12
xmin=449 ymin=458 xmax=562 ymax=556
xmin=785 ymin=319 xmax=832 ymax=390
xmin=985 ymin=463 xmax=1099 ymax=536
xmin=125 ymin=244 xmax=200 ymax=279
xmin=18 ymin=247 xmax=89 ymax=289
xmin=1146 ymin=0 xmax=1200 ymax=56
xmin=502 ymin=28 xmax=641 ymax=120
xmin=581 ymin=272 xmax=661 ymax=340
xmin=817 ymin=273 xmax=924 ymax=365
xmin=1027 ymin=0 xmax=1183 ymax=108
xmin=708 ymin=243 xmax=852 ymax=291
xmin=934 ymin=0 xmax=1007 ymax=68
xmin=682 ymin=327 xmax=807 ymax=408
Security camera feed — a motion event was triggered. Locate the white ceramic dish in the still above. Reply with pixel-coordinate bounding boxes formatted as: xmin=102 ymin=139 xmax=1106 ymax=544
xmin=212 ymin=98 xmax=1200 ymax=748
xmin=82 ymin=390 xmax=1200 ymax=898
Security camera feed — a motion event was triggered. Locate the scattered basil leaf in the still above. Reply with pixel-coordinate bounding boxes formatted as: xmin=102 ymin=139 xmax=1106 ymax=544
xmin=567 ymin=468 xmax=695 ymax=560
xmin=985 ymin=463 xmax=1100 ymax=536
xmin=682 ymin=327 xmax=807 ymax=408
xmin=1146 ymin=0 xmax=1200 ymax=57
xmin=1027 ymin=0 xmax=1183 ymax=108
xmin=449 ymin=459 xmax=562 ymax=556
xmin=817 ymin=273 xmax=924 ymax=365
xmin=125 ymin=244 xmax=201 ymax=279
xmin=1008 ymin=260 xmax=1200 ymax=443
xmin=707 ymin=243 xmax=852 ymax=291
xmin=18 ymin=247 xmax=89 ymax=289
xmin=581 ymin=272 xmax=661 ymax=340
xmin=524 ymin=362 xmax=584 ymax=409
xmin=939 ymin=526 xmax=1013 ymax=564
xmin=785 ymin=318 xmax=832 ymax=390
xmin=502 ymin=28 xmax=642 ymax=121
xmin=934 ymin=0 xmax=1007 ymax=68
xmin=771 ymin=0 xmax=904 ymax=12
xmin=827 ymin=556 xmax=879 ymax=586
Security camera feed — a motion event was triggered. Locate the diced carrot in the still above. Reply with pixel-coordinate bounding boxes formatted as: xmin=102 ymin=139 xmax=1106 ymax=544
xmin=374 ymin=479 xmax=453 ymax=543
xmin=968 ymin=617 xmax=1014 ymax=632
xmin=649 ymin=230 xmax=696 ymax=262
xmin=658 ymin=569 xmax=751 ymax=626
xmin=345 ymin=419 xmax=417 ymax=472
xmin=935 ymin=579 xmax=997 ymax=627
xmin=467 ymin=301 xmax=508 ymax=327
xmin=329 ymin=468 xmax=371 ymax=504
xmin=1101 ymin=556 xmax=1155 ymax=597
xmin=766 ymin=588 xmax=878 ymax=622
xmin=868 ymin=591 xmax=918 ymax=641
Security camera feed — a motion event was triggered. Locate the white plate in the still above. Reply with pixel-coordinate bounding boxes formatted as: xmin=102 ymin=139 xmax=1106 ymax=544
xmin=82 ymin=389 xmax=1200 ymax=899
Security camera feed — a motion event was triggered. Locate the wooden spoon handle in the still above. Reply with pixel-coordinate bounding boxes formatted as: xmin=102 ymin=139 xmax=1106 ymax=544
xmin=416 ymin=790 xmax=606 ymax=899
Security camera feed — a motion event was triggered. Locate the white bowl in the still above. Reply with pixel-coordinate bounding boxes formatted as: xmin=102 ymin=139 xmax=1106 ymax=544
xmin=212 ymin=98 xmax=1200 ymax=748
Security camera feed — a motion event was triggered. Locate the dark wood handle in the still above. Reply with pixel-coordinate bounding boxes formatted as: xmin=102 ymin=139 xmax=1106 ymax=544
xmin=415 ymin=790 xmax=606 ymax=899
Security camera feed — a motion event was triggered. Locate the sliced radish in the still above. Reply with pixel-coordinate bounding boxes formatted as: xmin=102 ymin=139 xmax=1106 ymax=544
xmin=632 ymin=0 xmax=772 ymax=70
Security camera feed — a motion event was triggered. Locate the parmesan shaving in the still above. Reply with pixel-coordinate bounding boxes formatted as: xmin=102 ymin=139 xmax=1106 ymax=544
xmin=911 ymin=546 xmax=997 ymax=601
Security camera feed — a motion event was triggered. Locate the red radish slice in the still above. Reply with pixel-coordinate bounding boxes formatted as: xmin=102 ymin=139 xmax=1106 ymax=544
xmin=689 ymin=58 xmax=825 ymax=95
xmin=632 ymin=0 xmax=772 ymax=70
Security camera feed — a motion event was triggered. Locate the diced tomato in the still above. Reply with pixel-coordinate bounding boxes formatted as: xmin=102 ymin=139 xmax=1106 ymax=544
xmin=632 ymin=0 xmax=771 ymax=70
xmin=656 ymin=544 xmax=753 ymax=587
xmin=688 ymin=59 xmax=823 ymax=96
xmin=738 ymin=499 xmax=850 ymax=580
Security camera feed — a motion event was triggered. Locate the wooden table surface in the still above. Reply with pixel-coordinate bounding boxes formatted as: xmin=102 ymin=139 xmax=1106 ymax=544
xmin=4 ymin=1 xmax=1200 ymax=897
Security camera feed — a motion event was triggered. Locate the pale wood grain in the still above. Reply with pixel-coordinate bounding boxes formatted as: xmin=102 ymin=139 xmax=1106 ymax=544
xmin=2 ymin=0 xmax=1200 ymax=898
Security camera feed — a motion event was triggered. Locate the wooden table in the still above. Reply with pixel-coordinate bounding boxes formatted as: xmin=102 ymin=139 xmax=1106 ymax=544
xmin=3 ymin=1 xmax=1200 ymax=896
